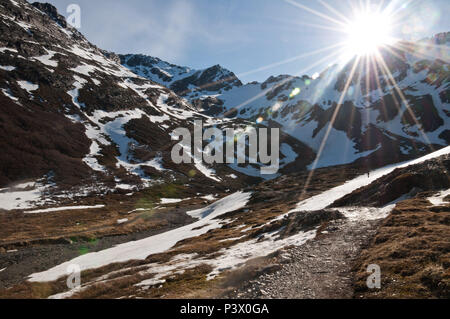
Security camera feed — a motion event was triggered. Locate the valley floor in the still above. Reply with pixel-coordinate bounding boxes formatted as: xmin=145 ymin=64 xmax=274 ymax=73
xmin=0 ymin=149 xmax=449 ymax=299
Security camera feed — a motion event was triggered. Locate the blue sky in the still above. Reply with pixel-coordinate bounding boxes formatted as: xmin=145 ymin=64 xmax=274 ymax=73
xmin=49 ymin=0 xmax=450 ymax=83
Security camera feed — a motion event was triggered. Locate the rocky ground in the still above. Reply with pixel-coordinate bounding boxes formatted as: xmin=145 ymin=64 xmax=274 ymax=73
xmin=224 ymin=217 xmax=381 ymax=299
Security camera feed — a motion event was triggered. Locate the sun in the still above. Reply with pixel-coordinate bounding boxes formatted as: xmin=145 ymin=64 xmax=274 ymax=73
xmin=344 ymin=10 xmax=394 ymax=57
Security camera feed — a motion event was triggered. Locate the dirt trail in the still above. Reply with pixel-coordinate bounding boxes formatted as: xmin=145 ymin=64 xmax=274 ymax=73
xmin=226 ymin=217 xmax=381 ymax=299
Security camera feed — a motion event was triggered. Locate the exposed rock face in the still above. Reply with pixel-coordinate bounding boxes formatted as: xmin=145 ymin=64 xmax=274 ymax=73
xmin=119 ymin=54 xmax=242 ymax=96
xmin=401 ymin=94 xmax=444 ymax=132
xmin=31 ymin=2 xmax=66 ymax=28
xmin=192 ymin=96 xmax=224 ymax=115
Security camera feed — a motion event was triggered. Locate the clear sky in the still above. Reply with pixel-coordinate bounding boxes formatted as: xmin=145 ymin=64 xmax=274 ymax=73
xmin=48 ymin=0 xmax=450 ymax=83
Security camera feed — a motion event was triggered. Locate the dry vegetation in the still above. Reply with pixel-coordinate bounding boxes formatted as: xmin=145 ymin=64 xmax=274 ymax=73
xmin=353 ymin=194 xmax=450 ymax=298
xmin=0 ymin=183 xmax=211 ymax=248
xmin=0 ymin=165 xmax=362 ymax=299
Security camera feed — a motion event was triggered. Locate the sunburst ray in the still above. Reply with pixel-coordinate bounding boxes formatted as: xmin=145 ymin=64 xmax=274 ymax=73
xmin=374 ymin=49 xmax=434 ymax=148
xmin=300 ymin=56 xmax=361 ymax=199
xmin=223 ymin=46 xmax=349 ymax=117
xmin=284 ymin=0 xmax=348 ymax=28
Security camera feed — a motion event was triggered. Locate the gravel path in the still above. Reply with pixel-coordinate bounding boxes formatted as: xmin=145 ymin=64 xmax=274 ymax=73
xmin=227 ymin=218 xmax=381 ymax=299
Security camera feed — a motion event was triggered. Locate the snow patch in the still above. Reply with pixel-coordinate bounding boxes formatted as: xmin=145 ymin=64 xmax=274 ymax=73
xmin=428 ymin=189 xmax=450 ymax=206
xmin=28 ymin=191 xmax=251 ymax=283
xmin=1 ymin=88 xmax=19 ymax=101
xmin=160 ymin=198 xmax=183 ymax=204
xmin=117 ymin=218 xmax=129 ymax=225
xmin=0 ymin=47 xmax=18 ymax=53
xmin=0 ymin=181 xmax=52 ymax=211
xmin=33 ymin=51 xmax=58 ymax=68
xmin=17 ymin=80 xmax=38 ymax=94
xmin=291 ymin=146 xmax=450 ymax=213
xmin=0 ymin=65 xmax=15 ymax=71
xmin=25 ymin=205 xmax=105 ymax=214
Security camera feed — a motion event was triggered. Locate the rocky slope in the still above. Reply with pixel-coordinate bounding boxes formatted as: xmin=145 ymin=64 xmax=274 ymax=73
xmin=0 ymin=0 xmax=316 ymax=211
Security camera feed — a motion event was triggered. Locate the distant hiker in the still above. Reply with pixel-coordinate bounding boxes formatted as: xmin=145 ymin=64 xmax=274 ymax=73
xmin=364 ymin=160 xmax=371 ymax=178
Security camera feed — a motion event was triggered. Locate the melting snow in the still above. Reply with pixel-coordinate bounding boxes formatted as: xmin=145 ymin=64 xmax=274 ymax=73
xmin=0 ymin=182 xmax=50 ymax=211
xmin=160 ymin=198 xmax=183 ymax=204
xmin=336 ymin=206 xmax=395 ymax=222
xmin=194 ymin=162 xmax=221 ymax=182
xmin=1 ymin=88 xmax=19 ymax=101
xmin=206 ymin=229 xmax=316 ymax=280
xmin=291 ymin=146 xmax=450 ymax=213
xmin=17 ymin=80 xmax=38 ymax=94
xmin=117 ymin=218 xmax=129 ymax=224
xmin=202 ymin=195 xmax=217 ymax=201
xmin=428 ymin=189 xmax=450 ymax=206
xmin=70 ymin=63 xmax=98 ymax=77
xmin=67 ymin=80 xmax=86 ymax=109
xmin=0 ymin=47 xmax=18 ymax=53
xmin=33 ymin=51 xmax=58 ymax=68
xmin=25 ymin=205 xmax=105 ymax=214
xmin=0 ymin=65 xmax=15 ymax=71
xmin=28 ymin=191 xmax=251 ymax=283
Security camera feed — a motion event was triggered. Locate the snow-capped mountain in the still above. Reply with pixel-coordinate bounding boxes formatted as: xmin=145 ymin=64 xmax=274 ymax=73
xmin=122 ymin=35 xmax=449 ymax=169
xmin=119 ymin=54 xmax=243 ymax=96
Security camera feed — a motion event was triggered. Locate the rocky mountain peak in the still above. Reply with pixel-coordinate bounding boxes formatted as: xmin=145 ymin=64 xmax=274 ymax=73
xmin=431 ymin=32 xmax=450 ymax=45
xmin=119 ymin=53 xmax=243 ymax=96
xmin=31 ymin=2 xmax=67 ymax=28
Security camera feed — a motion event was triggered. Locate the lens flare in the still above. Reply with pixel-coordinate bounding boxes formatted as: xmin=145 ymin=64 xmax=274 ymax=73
xmin=344 ymin=9 xmax=393 ymax=57
xmin=272 ymin=102 xmax=282 ymax=112
xmin=289 ymin=87 xmax=301 ymax=98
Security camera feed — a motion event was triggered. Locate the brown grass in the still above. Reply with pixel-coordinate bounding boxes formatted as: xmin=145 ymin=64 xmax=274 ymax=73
xmin=353 ymin=194 xmax=450 ymax=299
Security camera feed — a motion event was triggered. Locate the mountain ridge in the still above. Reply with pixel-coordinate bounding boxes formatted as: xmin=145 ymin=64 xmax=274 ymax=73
xmin=120 ymin=38 xmax=449 ymax=169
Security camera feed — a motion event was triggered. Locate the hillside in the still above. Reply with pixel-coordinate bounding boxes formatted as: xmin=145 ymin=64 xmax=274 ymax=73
xmin=0 ymin=0 xmax=318 ymax=212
